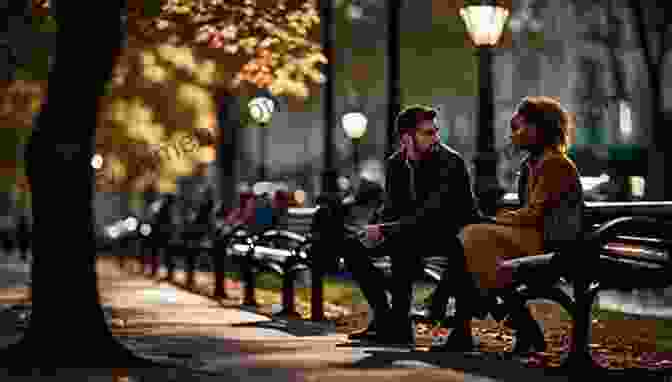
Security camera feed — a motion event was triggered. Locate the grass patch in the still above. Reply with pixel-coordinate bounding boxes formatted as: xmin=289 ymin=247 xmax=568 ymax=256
xmin=223 ymin=270 xmax=368 ymax=307
xmin=653 ymin=321 xmax=672 ymax=352
xmin=590 ymin=307 xmax=672 ymax=352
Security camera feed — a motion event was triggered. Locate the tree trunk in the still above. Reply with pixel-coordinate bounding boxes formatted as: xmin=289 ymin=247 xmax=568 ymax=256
xmin=386 ymin=0 xmax=401 ymax=159
xmin=214 ymin=92 xmax=239 ymax=299
xmin=628 ymin=0 xmax=669 ymax=200
xmin=0 ymin=0 xmax=147 ymax=369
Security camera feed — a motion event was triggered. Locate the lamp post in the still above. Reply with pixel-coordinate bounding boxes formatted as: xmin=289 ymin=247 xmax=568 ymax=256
xmin=387 ymin=0 xmax=401 ymax=159
xmin=459 ymin=3 xmax=509 ymax=216
xmin=312 ymin=0 xmax=338 ymax=323
xmin=342 ymin=112 xmax=368 ymax=177
xmin=248 ymin=93 xmax=276 ymax=182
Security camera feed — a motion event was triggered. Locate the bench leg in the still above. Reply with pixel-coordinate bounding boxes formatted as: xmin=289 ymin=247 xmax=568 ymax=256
xmin=277 ymin=267 xmax=301 ymax=319
xmin=311 ymin=266 xmax=324 ymax=321
xmin=166 ymin=245 xmax=175 ymax=281
xmin=150 ymin=244 xmax=160 ymax=278
xmin=141 ymin=240 xmax=150 ymax=274
xmin=186 ymin=246 xmax=197 ymax=289
xmin=213 ymin=244 xmax=229 ymax=299
xmin=242 ymin=254 xmax=258 ymax=307
xmin=118 ymin=246 xmax=126 ymax=269
xmin=562 ymin=278 xmax=602 ymax=371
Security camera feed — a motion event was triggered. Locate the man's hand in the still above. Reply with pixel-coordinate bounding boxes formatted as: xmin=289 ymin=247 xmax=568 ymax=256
xmin=364 ymin=224 xmax=384 ymax=242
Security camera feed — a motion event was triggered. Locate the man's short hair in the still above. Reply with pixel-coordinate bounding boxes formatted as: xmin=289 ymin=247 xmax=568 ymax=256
xmin=395 ymin=104 xmax=438 ymax=136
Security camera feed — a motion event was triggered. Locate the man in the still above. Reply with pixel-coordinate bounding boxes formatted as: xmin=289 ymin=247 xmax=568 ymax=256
xmin=343 ymin=105 xmax=482 ymax=345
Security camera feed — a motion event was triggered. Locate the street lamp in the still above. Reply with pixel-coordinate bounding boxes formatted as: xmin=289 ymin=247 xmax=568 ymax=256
xmin=248 ymin=92 xmax=277 ymax=181
xmin=460 ymin=2 xmax=509 ymax=215
xmin=342 ymin=112 xmax=368 ymax=177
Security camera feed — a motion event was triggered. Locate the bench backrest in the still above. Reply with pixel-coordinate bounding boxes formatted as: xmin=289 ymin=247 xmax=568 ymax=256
xmin=286 ymin=207 xmax=319 ymax=235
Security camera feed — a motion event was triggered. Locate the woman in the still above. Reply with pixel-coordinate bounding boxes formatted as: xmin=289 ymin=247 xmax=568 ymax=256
xmin=433 ymin=96 xmax=582 ymax=353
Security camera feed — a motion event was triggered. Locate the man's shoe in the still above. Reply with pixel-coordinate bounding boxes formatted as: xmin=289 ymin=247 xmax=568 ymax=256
xmin=510 ymin=318 xmax=546 ymax=354
xmin=348 ymin=323 xmax=377 ymax=341
xmin=374 ymin=319 xmax=416 ymax=347
xmin=503 ymin=298 xmax=547 ymax=354
xmin=376 ymin=330 xmax=416 ymax=347
xmin=376 ymin=336 xmax=415 ymax=347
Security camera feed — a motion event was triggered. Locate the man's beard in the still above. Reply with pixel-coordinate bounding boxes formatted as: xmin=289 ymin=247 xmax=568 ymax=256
xmin=414 ymin=137 xmax=437 ymax=157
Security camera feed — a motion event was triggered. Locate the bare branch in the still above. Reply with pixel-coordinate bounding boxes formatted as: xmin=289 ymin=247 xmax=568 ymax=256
xmin=627 ymin=0 xmax=658 ymax=76
xmin=578 ymin=29 xmax=609 ymax=46
xmin=605 ymin=0 xmax=628 ymax=100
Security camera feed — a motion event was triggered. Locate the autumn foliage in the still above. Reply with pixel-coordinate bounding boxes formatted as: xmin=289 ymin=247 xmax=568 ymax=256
xmin=3 ymin=0 xmax=326 ymax=193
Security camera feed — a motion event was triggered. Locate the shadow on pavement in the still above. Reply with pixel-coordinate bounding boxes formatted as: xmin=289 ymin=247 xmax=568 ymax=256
xmin=228 ymin=317 xmax=337 ymax=337
xmin=345 ymin=348 xmax=672 ymax=381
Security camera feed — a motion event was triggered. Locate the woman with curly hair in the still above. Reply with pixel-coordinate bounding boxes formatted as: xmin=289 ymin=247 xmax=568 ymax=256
xmin=432 ymin=96 xmax=583 ymax=354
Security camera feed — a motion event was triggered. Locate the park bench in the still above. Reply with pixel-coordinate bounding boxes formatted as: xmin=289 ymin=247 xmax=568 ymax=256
xmin=243 ymin=199 xmax=672 ymax=369
xmin=220 ymin=209 xmax=316 ymax=315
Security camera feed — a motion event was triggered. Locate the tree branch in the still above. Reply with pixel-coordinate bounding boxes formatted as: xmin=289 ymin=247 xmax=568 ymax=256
xmin=655 ymin=5 xmax=667 ymax=68
xmin=628 ymin=0 xmax=658 ymax=79
xmin=605 ymin=0 xmax=628 ymax=100
xmin=658 ymin=4 xmax=671 ymax=67
xmin=578 ymin=29 xmax=609 ymax=46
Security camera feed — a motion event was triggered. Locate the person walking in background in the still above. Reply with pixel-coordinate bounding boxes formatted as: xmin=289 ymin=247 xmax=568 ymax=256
xmin=189 ymin=187 xmax=216 ymax=242
xmin=149 ymin=194 xmax=176 ymax=275
xmin=219 ymin=191 xmax=256 ymax=233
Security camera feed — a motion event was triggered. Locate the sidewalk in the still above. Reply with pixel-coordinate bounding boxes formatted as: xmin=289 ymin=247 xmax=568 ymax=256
xmin=0 ymin=254 xmax=669 ymax=381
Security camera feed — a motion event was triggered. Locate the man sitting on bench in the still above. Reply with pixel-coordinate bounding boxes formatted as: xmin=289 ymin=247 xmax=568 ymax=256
xmin=343 ymin=105 xmax=483 ymax=346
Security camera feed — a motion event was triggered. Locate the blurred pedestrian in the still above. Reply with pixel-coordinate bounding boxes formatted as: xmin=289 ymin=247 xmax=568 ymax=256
xmin=149 ymin=195 xmax=176 ymax=275
xmin=220 ymin=191 xmax=256 ymax=232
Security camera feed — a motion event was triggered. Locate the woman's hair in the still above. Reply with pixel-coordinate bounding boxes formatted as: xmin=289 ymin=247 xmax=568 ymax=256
xmin=515 ymin=96 xmax=574 ymax=153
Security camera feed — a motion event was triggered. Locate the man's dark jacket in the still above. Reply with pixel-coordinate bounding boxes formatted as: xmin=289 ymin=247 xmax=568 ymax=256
xmin=379 ymin=142 xmax=480 ymax=236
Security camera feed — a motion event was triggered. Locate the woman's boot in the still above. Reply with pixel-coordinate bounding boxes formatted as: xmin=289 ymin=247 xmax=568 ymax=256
xmin=503 ymin=293 xmax=546 ymax=354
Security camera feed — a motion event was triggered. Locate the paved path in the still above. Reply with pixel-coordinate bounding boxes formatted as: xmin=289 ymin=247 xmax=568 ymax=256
xmin=0 ymin=254 xmax=669 ymax=381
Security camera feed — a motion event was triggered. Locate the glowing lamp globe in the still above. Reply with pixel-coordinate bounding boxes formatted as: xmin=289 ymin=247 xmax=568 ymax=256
xmin=459 ymin=5 xmax=509 ymax=47
xmin=248 ymin=96 xmax=275 ymax=125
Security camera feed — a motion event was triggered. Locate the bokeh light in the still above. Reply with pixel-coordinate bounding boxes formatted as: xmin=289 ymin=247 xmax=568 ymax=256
xmin=91 ymin=154 xmax=104 ymax=169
